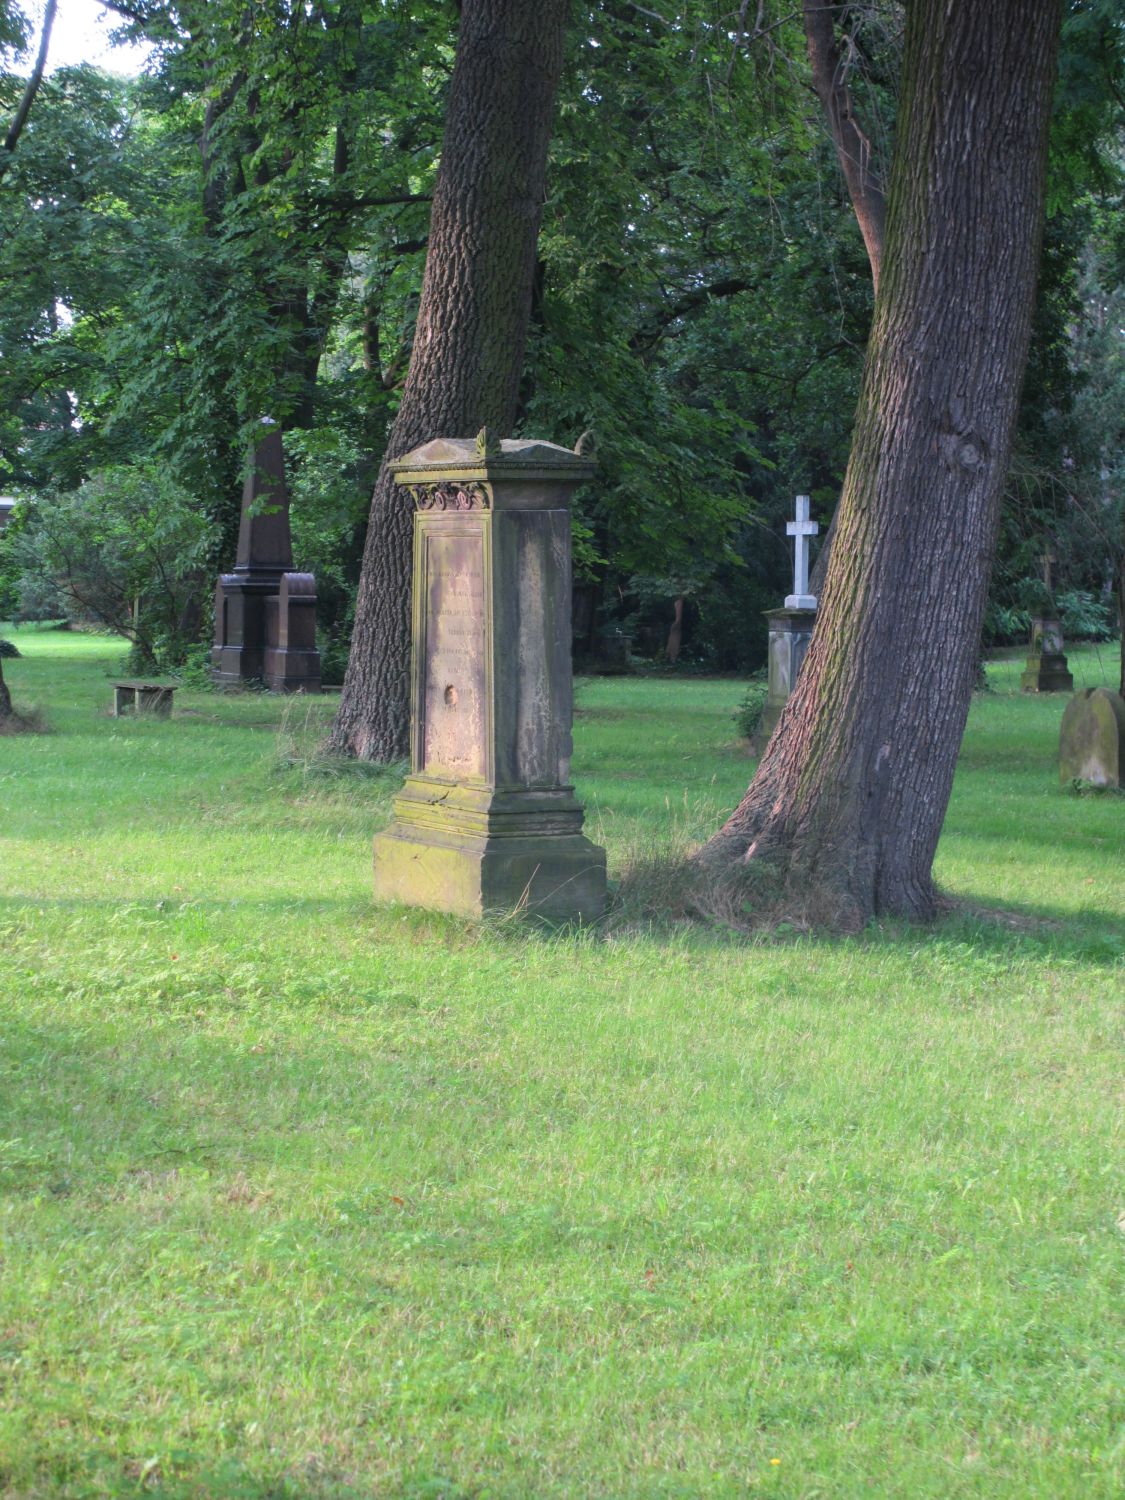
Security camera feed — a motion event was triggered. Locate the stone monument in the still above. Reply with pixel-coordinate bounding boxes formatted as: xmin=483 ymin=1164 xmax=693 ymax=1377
xmin=757 ymin=495 xmax=819 ymax=744
xmin=1020 ymin=551 xmax=1072 ymax=693
xmin=212 ymin=425 xmax=321 ymax=692
xmin=1059 ymin=687 xmax=1125 ymax=787
xmin=373 ymin=430 xmax=606 ymax=921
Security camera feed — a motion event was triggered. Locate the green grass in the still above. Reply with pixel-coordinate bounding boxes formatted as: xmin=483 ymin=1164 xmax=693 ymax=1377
xmin=1 ymin=627 xmax=1122 ymax=1499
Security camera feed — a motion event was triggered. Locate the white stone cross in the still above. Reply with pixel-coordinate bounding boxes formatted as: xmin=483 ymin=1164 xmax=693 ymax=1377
xmin=784 ymin=494 xmax=819 ymax=610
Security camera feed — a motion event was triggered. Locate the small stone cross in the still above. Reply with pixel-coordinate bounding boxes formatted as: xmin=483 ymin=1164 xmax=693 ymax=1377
xmin=784 ymin=494 xmax=818 ymax=609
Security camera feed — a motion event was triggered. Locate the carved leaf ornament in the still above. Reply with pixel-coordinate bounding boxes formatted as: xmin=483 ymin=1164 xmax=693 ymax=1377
xmin=409 ymin=482 xmax=491 ymax=512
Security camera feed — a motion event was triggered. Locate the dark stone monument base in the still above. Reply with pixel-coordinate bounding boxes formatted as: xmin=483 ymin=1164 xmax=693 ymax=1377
xmin=212 ymin=571 xmax=321 ymax=692
xmin=1021 ymin=652 xmax=1073 ymax=692
xmin=374 ymin=777 xmax=607 ymax=921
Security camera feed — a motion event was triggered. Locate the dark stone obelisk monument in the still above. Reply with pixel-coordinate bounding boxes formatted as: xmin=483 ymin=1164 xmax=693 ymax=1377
xmin=373 ymin=430 xmax=606 ymax=921
xmin=212 ymin=425 xmax=321 ymax=692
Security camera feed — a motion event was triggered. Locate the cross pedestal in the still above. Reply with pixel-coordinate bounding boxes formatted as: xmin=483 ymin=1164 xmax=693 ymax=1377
xmin=751 ymin=495 xmax=820 ymax=748
xmin=1021 ymin=616 xmax=1073 ymax=692
xmin=757 ymin=606 xmax=817 ymax=746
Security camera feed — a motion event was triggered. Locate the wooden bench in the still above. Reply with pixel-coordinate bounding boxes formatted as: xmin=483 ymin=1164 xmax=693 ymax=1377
xmin=112 ymin=680 xmax=176 ymax=717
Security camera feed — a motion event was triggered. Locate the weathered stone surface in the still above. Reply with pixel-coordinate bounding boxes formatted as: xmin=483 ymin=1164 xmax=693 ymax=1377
xmin=1059 ymin=687 xmax=1125 ymax=787
xmin=1021 ymin=615 xmax=1073 ymax=692
xmin=421 ymin=529 xmax=488 ymax=778
xmin=373 ymin=432 xmax=606 ymax=922
xmin=756 ymin=606 xmax=816 ymax=746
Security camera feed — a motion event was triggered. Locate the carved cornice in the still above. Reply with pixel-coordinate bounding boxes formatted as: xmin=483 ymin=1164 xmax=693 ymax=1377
xmin=408 ymin=481 xmax=491 ymax=512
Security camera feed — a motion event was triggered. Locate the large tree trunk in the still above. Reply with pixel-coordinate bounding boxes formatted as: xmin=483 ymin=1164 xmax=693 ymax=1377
xmin=698 ymin=0 xmax=1061 ymax=930
xmin=0 ymin=657 xmax=11 ymax=721
xmin=328 ymin=0 xmax=570 ymax=760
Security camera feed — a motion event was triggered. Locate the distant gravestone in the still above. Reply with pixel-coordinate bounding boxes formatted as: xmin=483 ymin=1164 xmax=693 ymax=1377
xmin=1058 ymin=688 xmax=1125 ymax=788
xmin=212 ymin=425 xmax=321 ymax=692
xmin=1021 ymin=552 xmax=1072 ymax=693
xmin=373 ymin=430 xmax=606 ymax=921
xmin=757 ymin=495 xmax=819 ymax=745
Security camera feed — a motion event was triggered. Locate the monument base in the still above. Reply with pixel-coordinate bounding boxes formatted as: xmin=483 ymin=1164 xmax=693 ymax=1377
xmin=755 ymin=606 xmax=817 ymax=748
xmin=1021 ymin=652 xmax=1073 ymax=692
xmin=374 ymin=777 xmax=607 ymax=921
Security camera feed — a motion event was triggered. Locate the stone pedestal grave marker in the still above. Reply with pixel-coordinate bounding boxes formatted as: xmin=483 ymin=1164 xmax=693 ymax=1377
xmin=373 ymin=430 xmax=607 ymax=921
xmin=757 ymin=495 xmax=819 ymax=745
xmin=212 ymin=425 xmax=321 ymax=692
xmin=1020 ymin=552 xmax=1072 ymax=693
xmin=1059 ymin=687 xmax=1125 ymax=787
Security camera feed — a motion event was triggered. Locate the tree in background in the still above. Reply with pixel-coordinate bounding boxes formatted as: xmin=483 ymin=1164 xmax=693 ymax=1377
xmin=698 ymin=0 xmax=1063 ymax=927
xmin=328 ymin=0 xmax=571 ymax=760
xmin=12 ymin=468 xmax=217 ymax=669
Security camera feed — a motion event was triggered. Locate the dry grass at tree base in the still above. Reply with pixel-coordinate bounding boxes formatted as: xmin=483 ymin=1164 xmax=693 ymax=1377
xmin=0 ymin=627 xmax=1122 ymax=1500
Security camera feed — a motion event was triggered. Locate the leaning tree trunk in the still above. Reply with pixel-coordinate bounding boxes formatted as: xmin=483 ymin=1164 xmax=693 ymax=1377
xmin=697 ymin=0 xmax=1062 ymax=930
xmin=328 ymin=0 xmax=570 ymax=760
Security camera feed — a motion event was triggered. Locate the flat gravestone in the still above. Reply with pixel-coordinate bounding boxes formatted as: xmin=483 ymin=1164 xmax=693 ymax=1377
xmin=1059 ymin=688 xmax=1125 ymax=787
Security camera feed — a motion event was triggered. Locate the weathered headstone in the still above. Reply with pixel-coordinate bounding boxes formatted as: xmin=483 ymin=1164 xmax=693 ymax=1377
xmin=1059 ymin=688 xmax=1125 ymax=787
xmin=211 ymin=425 xmax=321 ymax=691
xmin=1021 ymin=552 xmax=1072 ymax=692
xmin=373 ymin=430 xmax=606 ymax=921
xmin=757 ymin=495 xmax=819 ymax=744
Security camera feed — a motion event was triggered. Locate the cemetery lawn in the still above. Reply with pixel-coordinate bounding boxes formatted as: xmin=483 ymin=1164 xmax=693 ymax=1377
xmin=1 ymin=628 xmax=1123 ymax=1500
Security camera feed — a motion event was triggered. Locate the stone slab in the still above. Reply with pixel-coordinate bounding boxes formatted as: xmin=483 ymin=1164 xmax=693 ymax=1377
xmin=1059 ymin=687 xmax=1125 ymax=787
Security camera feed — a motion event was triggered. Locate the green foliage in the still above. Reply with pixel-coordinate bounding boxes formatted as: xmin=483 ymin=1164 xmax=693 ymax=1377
xmin=1057 ymin=587 xmax=1116 ymax=641
xmin=13 ymin=464 xmax=217 ymax=669
xmin=732 ymin=675 xmax=768 ymax=739
xmin=285 ymin=425 xmax=373 ymax=677
xmin=524 ymin=3 xmax=872 ymax=660
xmin=0 ymin=0 xmax=1121 ymax=676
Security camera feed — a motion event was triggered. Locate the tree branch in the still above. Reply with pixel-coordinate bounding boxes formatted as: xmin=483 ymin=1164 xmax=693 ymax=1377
xmin=1 ymin=0 xmax=58 ymax=181
xmin=802 ymin=1 xmax=885 ymax=290
xmin=631 ymin=277 xmax=755 ymax=352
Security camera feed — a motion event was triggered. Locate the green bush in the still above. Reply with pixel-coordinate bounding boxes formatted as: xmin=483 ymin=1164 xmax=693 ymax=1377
xmin=733 ymin=676 xmax=768 ymax=739
xmin=1057 ymin=588 xmax=1115 ymax=641
xmin=12 ymin=466 xmax=217 ymax=671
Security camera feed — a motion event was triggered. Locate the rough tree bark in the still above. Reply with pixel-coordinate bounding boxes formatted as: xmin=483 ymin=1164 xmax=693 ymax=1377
xmin=697 ymin=0 xmax=1062 ymax=929
xmin=328 ymin=0 xmax=570 ymax=760
xmin=802 ymin=0 xmax=885 ymax=292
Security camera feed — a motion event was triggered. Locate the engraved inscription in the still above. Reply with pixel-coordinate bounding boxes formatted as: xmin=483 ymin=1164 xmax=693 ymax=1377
xmin=423 ymin=530 xmax=487 ymax=777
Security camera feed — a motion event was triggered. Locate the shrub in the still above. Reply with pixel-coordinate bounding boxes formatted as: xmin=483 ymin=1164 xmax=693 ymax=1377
xmin=733 ymin=676 xmax=768 ymax=740
xmin=1057 ymin=588 xmax=1115 ymax=642
xmin=12 ymin=466 xmax=217 ymax=671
